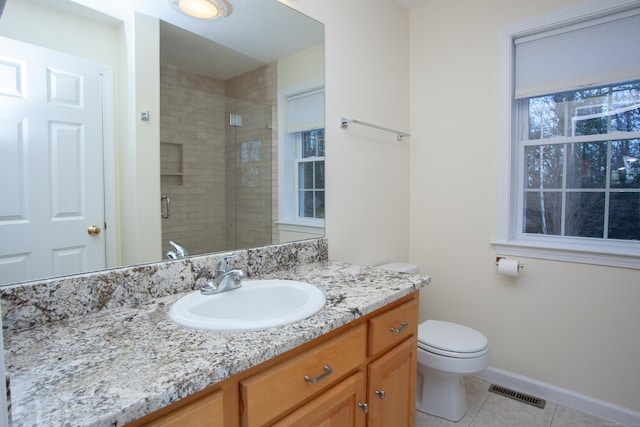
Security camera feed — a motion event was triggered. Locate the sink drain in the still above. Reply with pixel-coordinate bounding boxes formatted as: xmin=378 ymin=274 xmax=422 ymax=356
xmin=488 ymin=384 xmax=546 ymax=409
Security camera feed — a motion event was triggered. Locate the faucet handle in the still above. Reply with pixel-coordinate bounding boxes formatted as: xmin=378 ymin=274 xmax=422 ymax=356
xmin=216 ymin=255 xmax=236 ymax=273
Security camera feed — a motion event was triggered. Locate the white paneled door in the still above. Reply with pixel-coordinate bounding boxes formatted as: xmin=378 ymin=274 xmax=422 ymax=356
xmin=0 ymin=37 xmax=107 ymax=285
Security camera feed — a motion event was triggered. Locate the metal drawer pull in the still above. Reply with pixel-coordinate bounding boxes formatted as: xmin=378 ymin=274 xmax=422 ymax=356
xmin=304 ymin=365 xmax=332 ymax=383
xmin=375 ymin=389 xmax=386 ymax=400
xmin=358 ymin=403 xmax=369 ymax=413
xmin=390 ymin=321 xmax=409 ymax=333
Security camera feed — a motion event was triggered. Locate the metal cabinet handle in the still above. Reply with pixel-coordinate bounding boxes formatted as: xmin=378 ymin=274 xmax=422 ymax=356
xmin=304 ymin=365 xmax=332 ymax=383
xmin=390 ymin=321 xmax=409 ymax=333
xmin=358 ymin=402 xmax=369 ymax=413
xmin=375 ymin=389 xmax=386 ymax=400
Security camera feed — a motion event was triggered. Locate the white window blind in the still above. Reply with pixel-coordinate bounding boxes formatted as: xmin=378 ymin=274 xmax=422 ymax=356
xmin=514 ymin=9 xmax=640 ymax=99
xmin=287 ymin=89 xmax=324 ymax=133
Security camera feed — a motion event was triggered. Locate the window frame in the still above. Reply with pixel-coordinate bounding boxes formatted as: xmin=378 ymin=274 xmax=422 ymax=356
xmin=494 ymin=0 xmax=640 ymax=269
xmin=277 ymin=81 xmax=325 ymax=234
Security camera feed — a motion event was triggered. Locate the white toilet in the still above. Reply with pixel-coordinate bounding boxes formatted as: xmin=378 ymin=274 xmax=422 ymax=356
xmin=416 ymin=319 xmax=490 ymax=421
xmin=379 ymin=263 xmax=491 ymax=421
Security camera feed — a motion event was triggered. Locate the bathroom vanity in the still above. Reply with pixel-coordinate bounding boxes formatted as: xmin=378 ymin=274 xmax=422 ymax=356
xmin=1 ymin=241 xmax=430 ymax=426
xmin=135 ymin=294 xmax=418 ymax=426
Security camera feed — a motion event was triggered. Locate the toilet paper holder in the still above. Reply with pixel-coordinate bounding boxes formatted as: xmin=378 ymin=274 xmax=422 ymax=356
xmin=495 ymin=257 xmax=524 ymax=271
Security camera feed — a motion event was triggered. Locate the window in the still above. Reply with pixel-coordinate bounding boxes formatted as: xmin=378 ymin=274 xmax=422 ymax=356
xmin=296 ymin=129 xmax=325 ymax=220
xmin=518 ymin=83 xmax=640 ymax=240
xmin=278 ymin=87 xmax=325 ymax=232
xmin=495 ymin=1 xmax=640 ymax=268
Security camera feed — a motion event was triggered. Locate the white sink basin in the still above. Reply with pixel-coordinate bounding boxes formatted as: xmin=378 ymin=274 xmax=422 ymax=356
xmin=169 ymin=279 xmax=326 ymax=331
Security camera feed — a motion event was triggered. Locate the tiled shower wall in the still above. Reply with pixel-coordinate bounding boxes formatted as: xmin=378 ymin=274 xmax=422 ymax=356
xmin=160 ymin=65 xmax=227 ymax=256
xmin=225 ymin=63 xmax=278 ymax=248
xmin=160 ymin=63 xmax=277 ymax=256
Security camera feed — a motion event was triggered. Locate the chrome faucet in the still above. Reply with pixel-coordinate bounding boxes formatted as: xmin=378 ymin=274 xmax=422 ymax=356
xmin=201 ymin=255 xmax=244 ymax=295
xmin=166 ymin=240 xmax=189 ymax=259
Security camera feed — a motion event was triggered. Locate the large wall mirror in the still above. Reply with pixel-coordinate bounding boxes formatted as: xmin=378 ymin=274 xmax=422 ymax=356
xmin=0 ymin=0 xmax=325 ymax=286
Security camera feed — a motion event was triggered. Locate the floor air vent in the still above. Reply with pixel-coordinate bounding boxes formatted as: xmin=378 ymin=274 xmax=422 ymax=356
xmin=488 ymin=384 xmax=546 ymax=409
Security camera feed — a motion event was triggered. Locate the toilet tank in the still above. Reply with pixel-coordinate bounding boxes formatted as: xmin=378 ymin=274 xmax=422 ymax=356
xmin=378 ymin=262 xmax=419 ymax=274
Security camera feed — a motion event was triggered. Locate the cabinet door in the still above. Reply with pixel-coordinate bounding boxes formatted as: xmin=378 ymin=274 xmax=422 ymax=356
xmin=272 ymin=372 xmax=366 ymax=427
xmin=144 ymin=389 xmax=224 ymax=427
xmin=368 ymin=338 xmax=417 ymax=427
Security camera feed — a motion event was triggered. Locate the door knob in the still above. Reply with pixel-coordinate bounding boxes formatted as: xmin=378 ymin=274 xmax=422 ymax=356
xmin=87 ymin=225 xmax=101 ymax=236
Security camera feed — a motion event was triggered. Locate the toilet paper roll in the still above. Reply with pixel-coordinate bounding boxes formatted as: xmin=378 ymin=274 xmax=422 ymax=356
xmin=497 ymin=258 xmax=520 ymax=277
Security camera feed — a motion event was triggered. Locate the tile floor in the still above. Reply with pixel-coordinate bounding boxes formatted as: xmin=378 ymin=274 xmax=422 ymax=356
xmin=415 ymin=376 xmax=628 ymax=427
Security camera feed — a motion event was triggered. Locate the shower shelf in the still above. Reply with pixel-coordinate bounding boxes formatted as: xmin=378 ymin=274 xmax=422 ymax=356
xmin=161 ymin=142 xmax=184 ymax=186
xmin=161 ymin=173 xmax=184 ymax=187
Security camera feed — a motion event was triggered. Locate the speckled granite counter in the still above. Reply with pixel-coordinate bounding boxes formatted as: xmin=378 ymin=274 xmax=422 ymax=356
xmin=3 ymin=252 xmax=430 ymax=426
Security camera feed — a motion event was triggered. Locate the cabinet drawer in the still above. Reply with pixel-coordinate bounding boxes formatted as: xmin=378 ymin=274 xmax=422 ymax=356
xmin=240 ymin=324 xmax=366 ymax=426
xmin=368 ymin=299 xmax=418 ymax=357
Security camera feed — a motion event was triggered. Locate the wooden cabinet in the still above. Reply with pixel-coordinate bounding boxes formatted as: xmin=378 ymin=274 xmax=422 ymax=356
xmin=366 ymin=298 xmax=418 ymax=427
xmin=367 ymin=338 xmax=417 ymax=427
xmin=141 ymin=389 xmax=224 ymax=427
xmin=128 ymin=293 xmax=419 ymax=427
xmin=239 ymin=297 xmax=419 ymax=426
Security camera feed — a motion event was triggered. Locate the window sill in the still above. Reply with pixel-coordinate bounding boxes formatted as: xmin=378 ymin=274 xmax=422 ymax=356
xmin=276 ymin=220 xmax=324 ymax=235
xmin=492 ymin=238 xmax=640 ymax=270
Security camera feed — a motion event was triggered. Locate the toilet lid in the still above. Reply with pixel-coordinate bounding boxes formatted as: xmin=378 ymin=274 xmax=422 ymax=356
xmin=418 ymin=320 xmax=488 ymax=356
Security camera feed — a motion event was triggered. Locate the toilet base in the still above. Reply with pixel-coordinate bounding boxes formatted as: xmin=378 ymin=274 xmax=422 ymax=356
xmin=416 ymin=363 xmax=468 ymax=421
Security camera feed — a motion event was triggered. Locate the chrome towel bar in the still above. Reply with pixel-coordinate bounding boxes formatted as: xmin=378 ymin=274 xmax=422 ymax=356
xmin=340 ymin=117 xmax=410 ymax=141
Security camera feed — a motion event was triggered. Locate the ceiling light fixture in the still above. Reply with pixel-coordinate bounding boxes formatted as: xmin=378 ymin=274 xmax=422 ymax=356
xmin=169 ymin=0 xmax=231 ymax=20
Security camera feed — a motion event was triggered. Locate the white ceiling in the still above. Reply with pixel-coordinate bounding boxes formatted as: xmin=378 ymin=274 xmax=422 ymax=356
xmin=155 ymin=0 xmax=324 ymax=80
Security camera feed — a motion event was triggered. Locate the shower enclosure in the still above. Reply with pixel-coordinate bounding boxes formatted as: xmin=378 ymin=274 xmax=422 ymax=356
xmin=159 ymin=65 xmax=273 ymax=257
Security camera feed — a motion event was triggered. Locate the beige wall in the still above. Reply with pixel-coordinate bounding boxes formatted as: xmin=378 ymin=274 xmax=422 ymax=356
xmin=278 ymin=44 xmax=324 ymax=89
xmin=409 ymin=0 xmax=640 ymax=413
xmin=280 ymin=0 xmax=411 ymax=266
xmin=284 ymin=0 xmax=640 ymax=414
xmin=121 ymin=12 xmax=163 ymax=265
xmin=0 ymin=0 xmax=119 ymax=65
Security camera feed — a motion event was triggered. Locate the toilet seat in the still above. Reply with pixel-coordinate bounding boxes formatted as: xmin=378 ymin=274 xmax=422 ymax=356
xmin=418 ymin=320 xmax=488 ymax=359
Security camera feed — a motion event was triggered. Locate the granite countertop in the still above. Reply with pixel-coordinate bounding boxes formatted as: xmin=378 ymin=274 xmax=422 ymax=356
xmin=4 ymin=261 xmax=430 ymax=426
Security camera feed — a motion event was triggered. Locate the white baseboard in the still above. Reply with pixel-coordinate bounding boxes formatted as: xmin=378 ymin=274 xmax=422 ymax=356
xmin=474 ymin=367 xmax=640 ymax=426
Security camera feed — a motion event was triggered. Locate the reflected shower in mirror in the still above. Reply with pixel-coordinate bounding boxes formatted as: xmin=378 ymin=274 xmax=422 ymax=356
xmin=0 ymin=0 xmax=324 ymax=285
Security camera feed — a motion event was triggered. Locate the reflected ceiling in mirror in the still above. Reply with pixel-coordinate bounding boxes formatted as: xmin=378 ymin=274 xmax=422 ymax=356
xmin=0 ymin=0 xmax=324 ymax=286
